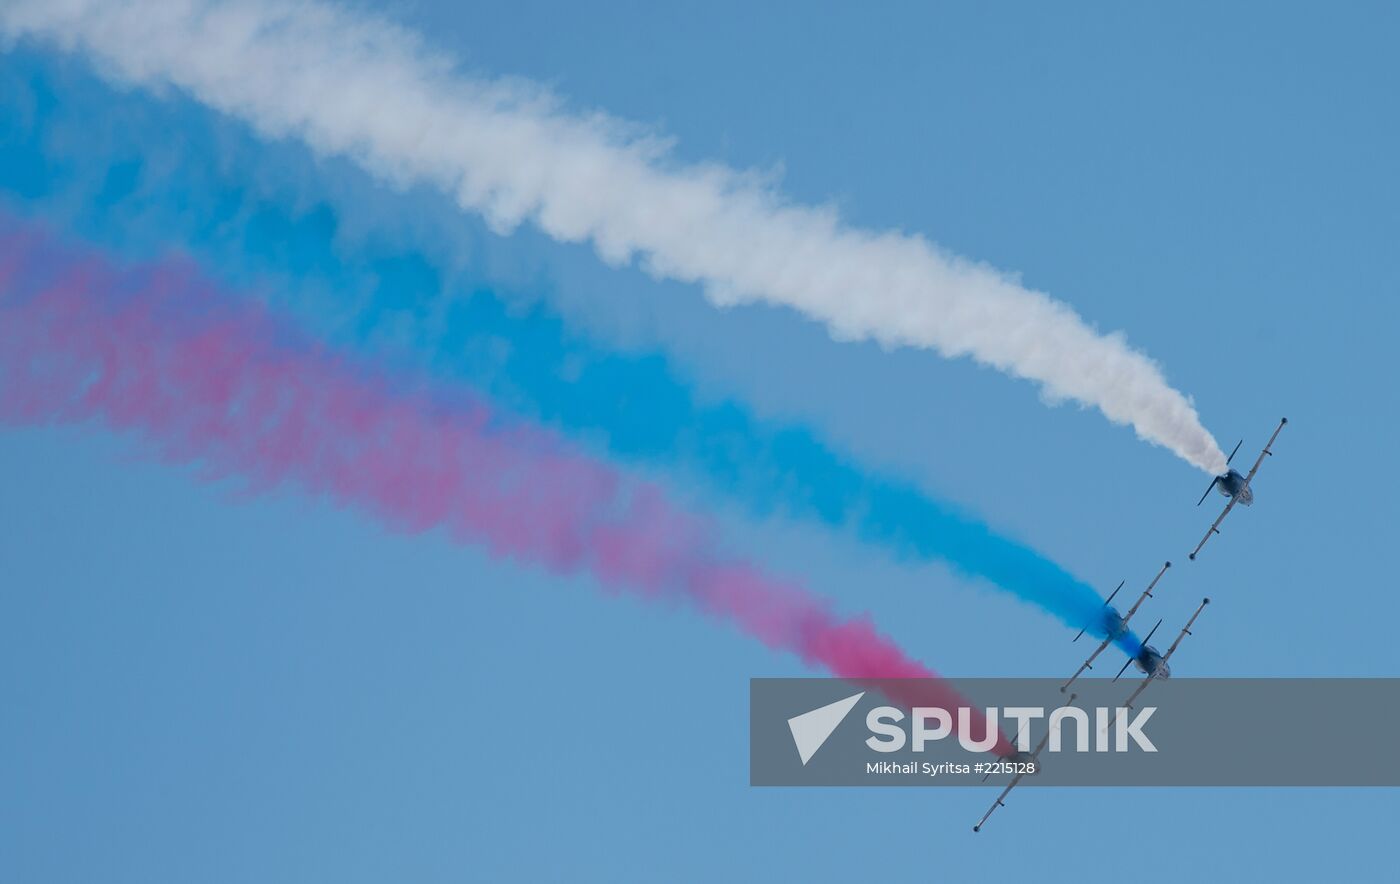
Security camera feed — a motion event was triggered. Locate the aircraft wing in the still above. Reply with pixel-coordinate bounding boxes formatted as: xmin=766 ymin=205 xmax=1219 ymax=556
xmin=1061 ymin=636 xmax=1114 ymax=693
xmin=973 ymin=763 xmax=1037 ymax=833
xmin=1189 ymin=495 xmax=1238 ymax=560
xmin=1161 ymin=597 xmax=1210 ymax=664
xmin=1120 ymin=562 xmax=1171 ymax=622
xmin=1119 ymin=673 xmax=1156 ymax=713
xmin=1242 ymin=418 xmax=1288 ymax=486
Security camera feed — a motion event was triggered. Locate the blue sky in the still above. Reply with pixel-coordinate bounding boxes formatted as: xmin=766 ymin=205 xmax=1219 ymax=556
xmin=2 ymin=2 xmax=1397 ymax=881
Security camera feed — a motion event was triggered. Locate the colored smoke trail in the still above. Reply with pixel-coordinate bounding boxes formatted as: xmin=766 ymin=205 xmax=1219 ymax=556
xmin=0 ymin=0 xmax=1226 ymax=473
xmin=0 ymin=65 xmax=1139 ymax=653
xmin=0 ymin=217 xmax=1013 ymax=755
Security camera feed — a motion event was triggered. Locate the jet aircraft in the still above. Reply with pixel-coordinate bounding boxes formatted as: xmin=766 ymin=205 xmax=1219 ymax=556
xmin=1189 ymin=418 xmax=1288 ymax=560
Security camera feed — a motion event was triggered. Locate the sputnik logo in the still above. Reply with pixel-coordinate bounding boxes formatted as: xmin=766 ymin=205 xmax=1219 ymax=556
xmin=787 ymin=692 xmax=865 ymax=765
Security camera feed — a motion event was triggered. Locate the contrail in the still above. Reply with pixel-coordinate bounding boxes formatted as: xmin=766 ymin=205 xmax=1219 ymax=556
xmin=0 ymin=0 xmax=1227 ymax=474
xmin=0 ymin=63 xmax=1139 ymax=652
xmin=0 ymin=216 xmax=1012 ymax=754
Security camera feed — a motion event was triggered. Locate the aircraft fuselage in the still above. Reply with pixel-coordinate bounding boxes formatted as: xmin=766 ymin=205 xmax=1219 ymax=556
xmin=1216 ymin=468 xmax=1254 ymax=506
xmin=1134 ymin=646 xmax=1170 ymax=679
xmin=1100 ymin=609 xmax=1127 ymax=639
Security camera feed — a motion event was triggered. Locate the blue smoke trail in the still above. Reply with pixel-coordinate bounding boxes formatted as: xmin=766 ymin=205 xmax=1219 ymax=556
xmin=0 ymin=53 xmax=1141 ymax=653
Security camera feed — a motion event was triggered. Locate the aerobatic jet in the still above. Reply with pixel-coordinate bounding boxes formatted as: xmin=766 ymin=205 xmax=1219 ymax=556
xmin=1061 ymin=561 xmax=1172 ymax=693
xmin=1189 ymin=418 xmax=1288 ymax=560
xmin=1107 ymin=596 xmax=1210 ymax=720
xmin=972 ymin=694 xmax=1078 ymax=833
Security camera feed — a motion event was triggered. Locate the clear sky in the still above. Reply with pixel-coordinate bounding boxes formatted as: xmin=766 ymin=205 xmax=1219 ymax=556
xmin=2 ymin=2 xmax=1397 ymax=881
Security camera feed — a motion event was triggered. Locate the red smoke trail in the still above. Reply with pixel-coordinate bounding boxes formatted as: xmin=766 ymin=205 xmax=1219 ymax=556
xmin=0 ymin=222 xmax=1011 ymax=755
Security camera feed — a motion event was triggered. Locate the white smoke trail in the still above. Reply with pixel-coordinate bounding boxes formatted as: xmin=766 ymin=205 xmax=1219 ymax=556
xmin=0 ymin=0 xmax=1227 ymax=472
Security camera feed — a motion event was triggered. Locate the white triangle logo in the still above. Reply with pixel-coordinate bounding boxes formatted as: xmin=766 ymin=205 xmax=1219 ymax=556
xmin=787 ymin=692 xmax=865 ymax=765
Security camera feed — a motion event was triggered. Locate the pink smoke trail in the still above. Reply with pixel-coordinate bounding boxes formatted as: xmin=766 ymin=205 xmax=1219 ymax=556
xmin=0 ymin=219 xmax=1011 ymax=755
